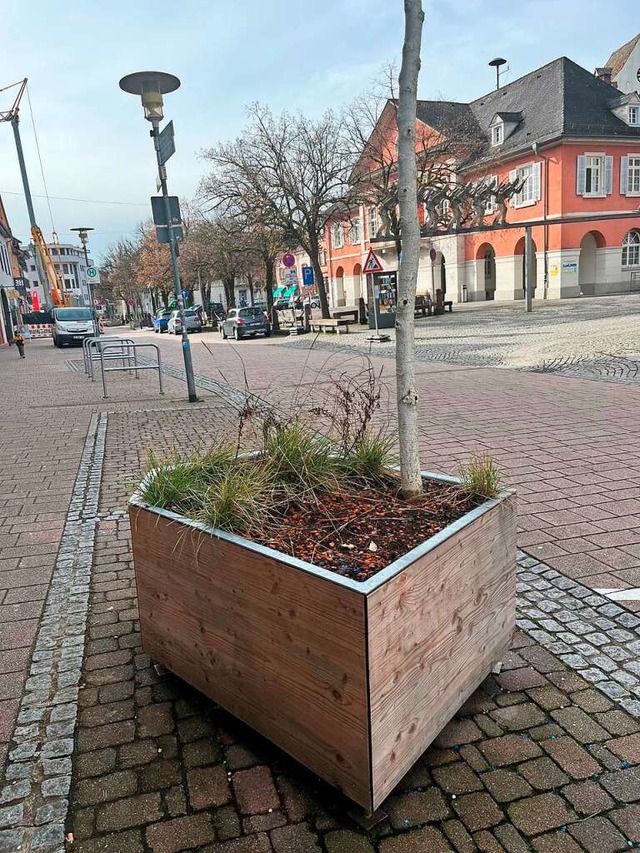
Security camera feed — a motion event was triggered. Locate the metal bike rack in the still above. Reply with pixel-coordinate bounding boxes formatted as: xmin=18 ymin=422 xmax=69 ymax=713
xmin=98 ymin=342 xmax=164 ymax=399
xmin=83 ymin=336 xmax=136 ymax=380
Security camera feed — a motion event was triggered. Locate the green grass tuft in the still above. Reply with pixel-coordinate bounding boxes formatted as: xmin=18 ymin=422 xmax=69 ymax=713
xmin=457 ymin=453 xmax=502 ymax=499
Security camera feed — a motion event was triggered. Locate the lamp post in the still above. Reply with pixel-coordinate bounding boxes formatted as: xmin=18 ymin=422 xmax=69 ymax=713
xmin=118 ymin=71 xmax=197 ymax=403
xmin=70 ymin=226 xmax=97 ymax=331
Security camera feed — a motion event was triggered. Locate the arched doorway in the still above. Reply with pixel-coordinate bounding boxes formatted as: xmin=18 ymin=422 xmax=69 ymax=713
xmin=352 ymin=263 xmax=362 ymax=303
xmin=430 ymin=251 xmax=446 ymax=298
xmin=579 ymin=231 xmax=606 ymax=295
xmin=335 ymin=266 xmax=345 ymax=307
xmin=476 ymin=243 xmax=496 ymax=300
xmin=514 ymin=236 xmax=537 ymax=300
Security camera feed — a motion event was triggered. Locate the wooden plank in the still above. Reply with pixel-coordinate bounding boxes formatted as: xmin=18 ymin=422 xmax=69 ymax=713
xmin=366 ymin=496 xmax=516 ymax=810
xmin=130 ymin=506 xmax=372 ymax=809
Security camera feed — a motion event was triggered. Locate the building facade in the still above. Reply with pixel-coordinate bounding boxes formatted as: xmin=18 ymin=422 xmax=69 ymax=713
xmin=606 ymin=33 xmax=640 ymax=95
xmin=24 ymin=242 xmax=97 ymax=310
xmin=324 ymin=55 xmax=640 ymax=305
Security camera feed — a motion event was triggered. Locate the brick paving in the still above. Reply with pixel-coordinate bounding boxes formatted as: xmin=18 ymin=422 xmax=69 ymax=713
xmin=2 ymin=301 xmax=640 ymax=850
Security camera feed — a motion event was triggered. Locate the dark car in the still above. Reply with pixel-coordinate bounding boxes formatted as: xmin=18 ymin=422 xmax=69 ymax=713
xmin=274 ymin=297 xmax=302 ymax=311
xmin=220 ymin=307 xmax=270 ymax=340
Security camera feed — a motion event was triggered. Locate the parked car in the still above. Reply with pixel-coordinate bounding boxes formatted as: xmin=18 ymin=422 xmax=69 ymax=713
xmin=167 ymin=309 xmax=203 ymax=335
xmin=153 ymin=309 xmax=172 ymax=333
xmin=220 ymin=307 xmax=270 ymax=340
xmin=51 ymin=307 xmax=96 ymax=347
xmin=209 ymin=302 xmax=226 ymax=320
xmin=274 ymin=297 xmax=302 ymax=311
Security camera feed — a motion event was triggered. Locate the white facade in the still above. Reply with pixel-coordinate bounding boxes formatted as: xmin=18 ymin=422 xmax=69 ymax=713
xmin=24 ymin=243 xmax=97 ymax=309
xmin=612 ymin=36 xmax=640 ymax=94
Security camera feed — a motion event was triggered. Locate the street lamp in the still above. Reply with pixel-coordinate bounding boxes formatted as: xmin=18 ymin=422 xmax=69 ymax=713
xmin=70 ymin=226 xmax=97 ymax=331
xmin=118 ymin=70 xmax=197 ymax=403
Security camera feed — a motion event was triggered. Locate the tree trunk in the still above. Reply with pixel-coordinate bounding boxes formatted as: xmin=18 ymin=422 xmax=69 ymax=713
xmin=264 ymin=257 xmax=279 ymax=331
xmin=247 ymin=273 xmax=255 ymax=306
xmin=396 ymin=0 xmax=424 ymax=498
xmin=223 ymin=275 xmax=236 ymax=309
xmin=308 ymin=238 xmax=330 ymax=318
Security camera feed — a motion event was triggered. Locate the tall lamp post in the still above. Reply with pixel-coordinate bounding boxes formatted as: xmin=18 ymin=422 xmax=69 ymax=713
xmin=118 ymin=70 xmax=197 ymax=403
xmin=70 ymin=226 xmax=97 ymax=331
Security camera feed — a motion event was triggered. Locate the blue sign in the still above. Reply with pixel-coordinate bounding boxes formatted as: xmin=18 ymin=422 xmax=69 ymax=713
xmin=302 ymin=266 xmax=314 ymax=286
xmin=181 ymin=289 xmax=189 ymax=300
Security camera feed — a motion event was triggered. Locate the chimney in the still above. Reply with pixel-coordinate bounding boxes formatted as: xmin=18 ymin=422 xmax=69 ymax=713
xmin=595 ymin=67 xmax=616 ymax=87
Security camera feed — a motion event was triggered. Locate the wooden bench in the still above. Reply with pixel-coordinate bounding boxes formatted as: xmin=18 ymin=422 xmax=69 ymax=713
xmin=444 ymin=300 xmax=453 ymax=312
xmin=331 ymin=307 xmax=359 ymax=323
xmin=415 ymin=295 xmax=432 ymax=317
xmin=310 ymin=318 xmax=350 ymax=334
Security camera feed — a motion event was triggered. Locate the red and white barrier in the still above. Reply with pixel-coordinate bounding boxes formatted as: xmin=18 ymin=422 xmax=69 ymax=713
xmin=27 ymin=323 xmax=53 ymax=338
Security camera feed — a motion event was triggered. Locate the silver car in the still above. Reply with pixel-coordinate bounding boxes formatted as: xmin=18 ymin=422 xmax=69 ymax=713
xmin=220 ymin=307 xmax=271 ymax=340
xmin=167 ymin=309 xmax=202 ymax=335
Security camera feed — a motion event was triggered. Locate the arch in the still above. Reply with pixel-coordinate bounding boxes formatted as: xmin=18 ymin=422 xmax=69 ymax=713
xmin=335 ymin=266 xmax=345 ymax=307
xmin=579 ymin=232 xmax=602 ymax=293
xmin=429 ymin=250 xmax=447 ymax=298
xmin=352 ymin=262 xmax=363 ymax=302
xmin=622 ymin=230 xmax=640 ymax=268
xmin=476 ymin=242 xmax=496 ymax=300
xmin=514 ymin=237 xmax=538 ymax=299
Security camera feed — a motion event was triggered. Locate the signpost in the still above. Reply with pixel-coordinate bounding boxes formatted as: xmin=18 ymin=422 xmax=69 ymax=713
xmin=151 ymin=195 xmax=183 ymax=244
xmin=302 ymin=265 xmax=314 ymax=287
xmin=282 ymin=252 xmax=296 ymax=268
xmin=363 ymin=249 xmax=390 ymax=342
xmin=429 ymin=247 xmax=437 ymax=300
xmin=86 ymin=266 xmax=98 ymax=280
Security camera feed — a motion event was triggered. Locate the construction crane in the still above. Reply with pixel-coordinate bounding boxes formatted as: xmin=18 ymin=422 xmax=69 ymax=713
xmin=0 ymin=78 xmax=65 ymax=308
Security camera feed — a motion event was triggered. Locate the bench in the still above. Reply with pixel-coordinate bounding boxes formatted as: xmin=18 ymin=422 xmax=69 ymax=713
xmin=415 ymin=295 xmax=432 ymax=317
xmin=331 ymin=307 xmax=359 ymax=323
xmin=444 ymin=300 xmax=453 ymax=312
xmin=310 ymin=318 xmax=350 ymax=335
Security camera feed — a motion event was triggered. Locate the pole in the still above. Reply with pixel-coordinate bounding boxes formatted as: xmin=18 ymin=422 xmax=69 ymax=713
xmin=150 ymin=120 xmax=197 ymax=403
xmin=525 ymin=225 xmax=533 ymax=313
xmin=80 ymin=239 xmax=99 ymax=334
xmin=11 ymin=116 xmax=49 ymax=308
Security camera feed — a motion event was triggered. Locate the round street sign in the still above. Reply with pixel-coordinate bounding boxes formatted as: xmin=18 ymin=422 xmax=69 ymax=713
xmin=429 ymin=248 xmax=437 ymax=262
xmin=181 ymin=289 xmax=189 ymax=300
xmin=86 ymin=266 xmax=98 ymax=278
xmin=282 ymin=252 xmax=296 ymax=268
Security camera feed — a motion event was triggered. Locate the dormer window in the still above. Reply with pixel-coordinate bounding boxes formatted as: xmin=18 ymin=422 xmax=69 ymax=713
xmin=629 ymin=106 xmax=640 ymax=126
xmin=490 ymin=122 xmax=504 ymax=146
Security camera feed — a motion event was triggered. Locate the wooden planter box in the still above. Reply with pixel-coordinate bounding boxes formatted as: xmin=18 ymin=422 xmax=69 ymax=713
xmin=129 ymin=473 xmax=516 ymax=813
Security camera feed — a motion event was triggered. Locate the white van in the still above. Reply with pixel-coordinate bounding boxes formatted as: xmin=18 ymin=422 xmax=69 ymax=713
xmin=52 ymin=307 xmax=96 ymax=347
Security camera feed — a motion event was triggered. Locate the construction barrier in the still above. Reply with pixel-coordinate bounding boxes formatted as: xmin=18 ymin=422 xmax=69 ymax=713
xmin=27 ymin=323 xmax=53 ymax=338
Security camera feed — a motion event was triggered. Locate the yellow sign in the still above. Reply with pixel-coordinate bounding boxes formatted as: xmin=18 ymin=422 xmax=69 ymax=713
xmin=550 ymin=264 xmax=559 ymax=277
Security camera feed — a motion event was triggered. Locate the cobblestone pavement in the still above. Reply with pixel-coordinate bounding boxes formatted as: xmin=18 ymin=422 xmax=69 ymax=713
xmin=275 ymin=294 xmax=640 ymax=373
xmin=62 ymin=408 xmax=640 ymax=853
xmin=2 ymin=306 xmax=640 ymax=850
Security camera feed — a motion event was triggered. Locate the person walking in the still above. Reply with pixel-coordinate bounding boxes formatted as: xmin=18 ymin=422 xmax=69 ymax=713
xmin=14 ymin=329 xmax=26 ymax=358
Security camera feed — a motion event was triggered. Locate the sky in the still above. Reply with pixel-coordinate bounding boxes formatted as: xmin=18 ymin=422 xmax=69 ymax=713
xmin=0 ymin=0 xmax=638 ymax=261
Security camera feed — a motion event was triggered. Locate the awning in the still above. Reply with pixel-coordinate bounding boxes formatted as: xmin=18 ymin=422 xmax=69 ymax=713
xmin=282 ymin=286 xmax=297 ymax=298
xmin=272 ymin=287 xmax=284 ymax=298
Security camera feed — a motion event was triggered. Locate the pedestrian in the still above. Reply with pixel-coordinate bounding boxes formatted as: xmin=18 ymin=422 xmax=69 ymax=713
xmin=14 ymin=329 xmax=26 ymax=358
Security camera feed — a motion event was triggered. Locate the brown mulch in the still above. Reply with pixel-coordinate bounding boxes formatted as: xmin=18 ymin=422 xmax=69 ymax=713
xmin=254 ymin=477 xmax=481 ymax=581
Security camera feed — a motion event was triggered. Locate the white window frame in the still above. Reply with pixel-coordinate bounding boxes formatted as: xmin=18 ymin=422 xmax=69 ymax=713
xmin=484 ymin=175 xmax=498 ymax=213
xmin=349 ymin=217 xmax=361 ymax=245
xmin=629 ymin=106 xmax=639 ymax=126
xmin=510 ymin=162 xmax=540 ymax=208
xmin=490 ymin=122 xmax=504 ymax=146
xmin=624 ymin=155 xmax=640 ymax=196
xmin=584 ymin=153 xmax=604 ymax=197
xmin=367 ymin=207 xmax=378 ymax=239
xmin=622 ymin=230 xmax=640 ymax=268
xmin=331 ymin=223 xmax=344 ymax=249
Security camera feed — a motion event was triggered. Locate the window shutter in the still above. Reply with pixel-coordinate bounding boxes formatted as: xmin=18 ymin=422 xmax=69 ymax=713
xmin=621 ymin=156 xmax=629 ymax=195
xmin=509 ymin=169 xmax=518 ymax=208
xmin=605 ymin=156 xmax=614 ymax=195
xmin=533 ymin=162 xmax=541 ymax=201
xmin=576 ymin=156 xmax=586 ymax=195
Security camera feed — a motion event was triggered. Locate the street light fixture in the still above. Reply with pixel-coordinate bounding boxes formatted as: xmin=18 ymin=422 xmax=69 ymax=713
xmin=119 ymin=70 xmax=197 ymax=403
xmin=70 ymin=226 xmax=97 ymax=331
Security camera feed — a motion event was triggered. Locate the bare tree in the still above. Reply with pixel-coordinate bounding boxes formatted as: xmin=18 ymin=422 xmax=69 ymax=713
xmin=396 ymin=0 xmax=424 ymax=497
xmin=200 ymin=104 xmax=355 ymax=319
xmin=99 ymin=236 xmax=144 ymax=319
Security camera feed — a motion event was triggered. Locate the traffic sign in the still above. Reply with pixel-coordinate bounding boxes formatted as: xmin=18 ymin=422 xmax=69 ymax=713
xmin=151 ymin=195 xmax=181 ymax=227
xmin=86 ymin=266 xmax=98 ymax=279
xmin=302 ymin=266 xmax=314 ymax=286
xmin=429 ymin=248 xmax=437 ymax=262
xmin=363 ymin=248 xmax=383 ymax=275
xmin=158 ymin=121 xmax=176 ymax=166
xmin=181 ymin=289 xmax=189 ymax=300
xmin=282 ymin=252 xmax=295 ymax=268
xmin=155 ymin=224 xmax=184 ymax=244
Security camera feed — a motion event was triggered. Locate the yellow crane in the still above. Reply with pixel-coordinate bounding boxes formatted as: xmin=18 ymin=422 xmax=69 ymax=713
xmin=0 ymin=78 xmax=66 ymax=307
